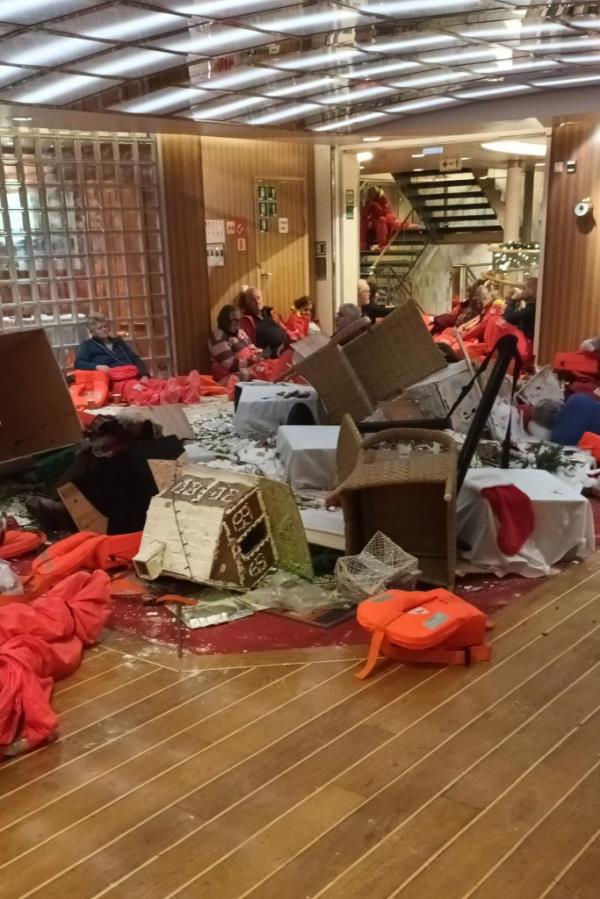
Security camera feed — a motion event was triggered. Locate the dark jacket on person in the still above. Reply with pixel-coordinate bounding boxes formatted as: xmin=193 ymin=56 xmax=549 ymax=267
xmin=504 ymin=299 xmax=536 ymax=341
xmin=75 ymin=337 xmax=147 ymax=376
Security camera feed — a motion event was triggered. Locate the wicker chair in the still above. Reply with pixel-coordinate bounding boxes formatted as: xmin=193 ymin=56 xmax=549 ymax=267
xmin=294 ymin=342 xmax=373 ymax=425
xmin=331 ymin=415 xmax=457 ymax=588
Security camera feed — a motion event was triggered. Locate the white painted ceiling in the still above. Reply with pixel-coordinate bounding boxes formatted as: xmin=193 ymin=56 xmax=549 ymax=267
xmin=0 ymin=1 xmax=598 ymax=133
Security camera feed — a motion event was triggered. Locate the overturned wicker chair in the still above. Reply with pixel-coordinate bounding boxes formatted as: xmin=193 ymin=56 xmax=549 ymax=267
xmin=330 ymin=415 xmax=457 ymax=589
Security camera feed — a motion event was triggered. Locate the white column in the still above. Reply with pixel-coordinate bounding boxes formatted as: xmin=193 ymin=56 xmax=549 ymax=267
xmin=504 ymin=160 xmax=524 ymax=243
xmin=313 ymin=144 xmax=335 ymax=335
xmin=336 ymin=150 xmax=360 ymax=310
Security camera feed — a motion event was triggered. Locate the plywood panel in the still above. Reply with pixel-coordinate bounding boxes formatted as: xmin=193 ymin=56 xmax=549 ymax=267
xmin=158 ymin=134 xmax=210 ymax=373
xmin=539 ymin=120 xmax=600 ymax=362
xmin=201 ymin=136 xmax=314 ymax=323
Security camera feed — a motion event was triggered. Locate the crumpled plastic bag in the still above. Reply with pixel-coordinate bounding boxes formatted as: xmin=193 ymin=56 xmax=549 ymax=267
xmin=0 ymin=560 xmax=21 ymax=595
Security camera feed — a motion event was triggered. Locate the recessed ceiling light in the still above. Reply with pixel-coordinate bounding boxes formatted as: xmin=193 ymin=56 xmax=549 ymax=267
xmin=154 ymin=26 xmax=273 ymax=55
xmin=458 ymin=20 xmax=567 ymax=40
xmin=411 ymin=153 xmax=425 ymax=158
xmin=110 ymin=87 xmax=209 ymax=114
xmin=311 ymin=111 xmax=387 ymax=132
xmin=255 ymin=8 xmax=366 ymax=34
xmin=421 ymin=47 xmax=507 ymax=64
xmin=345 ymin=59 xmax=421 ymax=79
xmin=273 ymin=47 xmax=362 ymax=71
xmin=267 ymin=76 xmax=341 ymax=98
xmin=1 ymin=73 xmax=116 ymax=104
xmin=200 ymin=66 xmax=284 ymax=91
xmin=362 ymin=136 xmax=381 ymax=142
xmin=317 ymin=84 xmax=395 ymax=105
xmin=556 ymin=54 xmax=600 ymax=64
xmin=385 ymin=96 xmax=458 ymax=113
xmin=520 ymin=37 xmax=600 ymax=53
xmin=359 ymin=0 xmax=481 ymax=13
xmin=531 ymin=73 xmax=600 ymax=87
xmin=0 ymin=33 xmax=104 ymax=67
xmin=461 ymin=156 xmax=471 ymax=160
xmin=481 ymin=140 xmax=546 ymax=157
xmin=0 ymin=0 xmax=102 ymax=25
xmin=245 ymin=102 xmax=320 ymax=125
xmin=12 ymin=116 xmax=32 ymax=122
xmin=472 ymin=59 xmax=559 ymax=75
xmin=171 ymin=0 xmax=283 ymax=12
xmin=390 ymin=69 xmax=471 ymax=88
xmin=455 ymin=83 xmax=533 ymax=99
xmin=61 ymin=7 xmax=182 ymax=41
xmin=360 ymin=34 xmax=456 ymax=54
xmin=188 ymin=96 xmax=269 ymax=120
xmin=73 ymin=47 xmax=182 ymax=78
xmin=356 ymin=151 xmax=374 ymax=162
xmin=413 ymin=167 xmax=424 ymax=171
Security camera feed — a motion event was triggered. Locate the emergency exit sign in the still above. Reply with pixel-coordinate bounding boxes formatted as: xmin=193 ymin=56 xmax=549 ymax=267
xmin=439 ymin=158 xmax=462 ymax=172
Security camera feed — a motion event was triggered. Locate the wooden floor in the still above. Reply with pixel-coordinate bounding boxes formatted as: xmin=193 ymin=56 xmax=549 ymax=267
xmin=2 ymin=560 xmax=600 ymax=899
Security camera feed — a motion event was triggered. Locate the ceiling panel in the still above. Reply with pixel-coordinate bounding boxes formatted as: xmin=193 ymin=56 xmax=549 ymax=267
xmin=0 ymin=0 xmax=597 ymax=135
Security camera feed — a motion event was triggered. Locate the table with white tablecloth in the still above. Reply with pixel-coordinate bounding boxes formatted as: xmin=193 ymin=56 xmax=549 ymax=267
xmin=457 ymin=468 xmax=595 ymax=577
xmin=234 ymin=382 xmax=320 ymax=437
xmin=276 ymin=425 xmax=340 ymax=490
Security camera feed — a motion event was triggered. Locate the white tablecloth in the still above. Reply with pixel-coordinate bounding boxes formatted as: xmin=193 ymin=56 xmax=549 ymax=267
xmin=276 ymin=426 xmax=340 ymax=490
xmin=458 ymin=468 xmax=595 ymax=577
xmin=234 ymin=382 xmax=320 ymax=437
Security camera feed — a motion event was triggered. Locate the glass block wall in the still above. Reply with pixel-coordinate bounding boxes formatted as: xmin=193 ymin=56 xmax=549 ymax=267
xmin=0 ymin=129 xmax=172 ymax=373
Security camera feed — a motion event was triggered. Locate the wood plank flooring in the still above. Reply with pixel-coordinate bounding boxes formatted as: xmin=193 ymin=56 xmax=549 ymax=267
xmin=2 ymin=558 xmax=600 ymax=898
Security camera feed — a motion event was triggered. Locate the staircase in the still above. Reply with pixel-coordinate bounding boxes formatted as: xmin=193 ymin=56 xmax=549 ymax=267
xmin=360 ymin=228 xmax=429 ymax=300
xmin=393 ymin=169 xmax=503 ymax=241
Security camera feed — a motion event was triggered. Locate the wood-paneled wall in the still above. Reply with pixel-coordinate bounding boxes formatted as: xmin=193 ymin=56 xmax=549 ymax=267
xmin=200 ymin=137 xmax=315 ymax=322
xmin=158 ymin=134 xmax=211 ymax=373
xmin=539 ymin=120 xmax=600 ymax=362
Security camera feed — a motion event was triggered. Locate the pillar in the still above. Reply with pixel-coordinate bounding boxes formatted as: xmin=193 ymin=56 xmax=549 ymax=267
xmin=313 ymin=144 xmax=335 ymax=335
xmin=336 ymin=150 xmax=360 ymax=309
xmin=504 ymin=160 xmax=524 ymax=243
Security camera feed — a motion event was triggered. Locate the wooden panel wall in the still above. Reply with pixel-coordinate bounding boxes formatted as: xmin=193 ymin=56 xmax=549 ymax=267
xmin=158 ymin=134 xmax=211 ymax=373
xmin=200 ymin=136 xmax=315 ymax=322
xmin=539 ymin=120 xmax=600 ymax=362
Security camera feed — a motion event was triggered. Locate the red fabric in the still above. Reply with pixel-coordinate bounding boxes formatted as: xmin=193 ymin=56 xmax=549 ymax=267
xmin=108 ymin=365 xmax=140 ymax=383
xmin=0 ymin=530 xmax=46 ymax=561
xmin=483 ymin=316 xmax=533 ymax=364
xmin=240 ymin=314 xmax=257 ymax=344
xmin=0 ymin=570 xmax=111 ymax=755
xmin=579 ymin=431 xmax=600 ymax=462
xmin=121 ymin=370 xmax=227 ymax=406
xmin=554 ymin=352 xmax=600 ymax=378
xmin=285 ymin=312 xmax=310 ymax=341
xmin=481 ymin=484 xmax=535 ymax=555
xmin=29 ymin=531 xmax=142 ymax=590
xmin=69 ymin=370 xmax=110 ymax=411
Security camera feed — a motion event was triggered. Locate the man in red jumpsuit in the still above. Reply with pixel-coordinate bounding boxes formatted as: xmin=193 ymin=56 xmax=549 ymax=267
xmin=360 ymin=186 xmax=411 ymax=250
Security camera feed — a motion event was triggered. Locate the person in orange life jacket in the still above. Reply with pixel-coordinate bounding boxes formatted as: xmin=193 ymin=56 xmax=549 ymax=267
xmin=237 ymin=287 xmax=289 ymax=358
xmin=75 ymin=313 xmax=148 ymax=377
xmin=285 ymin=296 xmax=321 ymax=340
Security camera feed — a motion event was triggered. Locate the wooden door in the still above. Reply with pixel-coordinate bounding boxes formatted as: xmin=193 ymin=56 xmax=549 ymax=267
xmin=255 ymin=178 xmax=309 ymax=318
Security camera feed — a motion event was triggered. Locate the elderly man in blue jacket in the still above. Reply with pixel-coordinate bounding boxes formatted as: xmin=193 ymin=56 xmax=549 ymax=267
xmin=75 ymin=312 xmax=147 ymax=377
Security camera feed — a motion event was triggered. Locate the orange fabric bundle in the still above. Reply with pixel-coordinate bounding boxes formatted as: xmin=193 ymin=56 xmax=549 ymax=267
xmin=69 ymin=370 xmax=110 ymax=411
xmin=0 ymin=530 xmax=46 ymax=561
xmin=28 ymin=531 xmax=142 ymax=591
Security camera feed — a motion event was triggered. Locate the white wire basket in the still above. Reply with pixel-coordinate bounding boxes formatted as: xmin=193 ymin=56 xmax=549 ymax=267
xmin=335 ymin=531 xmax=421 ymax=602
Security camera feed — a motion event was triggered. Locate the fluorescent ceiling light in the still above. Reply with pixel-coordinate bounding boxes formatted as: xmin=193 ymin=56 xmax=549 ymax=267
xmin=363 ymin=136 xmax=381 ymax=142
xmin=312 ymin=111 xmax=387 ymax=132
xmin=359 ymin=0 xmax=481 ymax=13
xmin=1 ymin=72 xmax=116 ymax=104
xmin=455 ymin=83 xmax=533 ymax=98
xmin=245 ymin=102 xmax=320 ymax=125
xmin=317 ymin=84 xmax=395 ymax=104
xmin=256 ymin=8 xmax=365 ymax=34
xmin=12 ymin=115 xmax=32 ymax=121
xmin=557 ymin=53 xmax=600 ymax=64
xmin=458 ymin=20 xmax=568 ymax=40
xmin=170 ymin=0 xmax=287 ymax=14
xmin=411 ymin=153 xmax=425 ymax=157
xmin=188 ymin=96 xmax=268 ymax=120
xmin=386 ymin=96 xmax=458 ymax=113
xmin=0 ymin=33 xmax=104 ymax=66
xmin=199 ymin=66 xmax=282 ymax=90
xmin=531 ymin=72 xmax=600 ymax=87
xmin=359 ymin=34 xmax=456 ymax=54
xmin=568 ymin=16 xmax=600 ymax=29
xmin=472 ymin=59 xmax=559 ymax=74
xmin=390 ymin=69 xmax=471 ymax=88
xmin=0 ymin=0 xmax=103 ymax=25
xmin=481 ymin=140 xmax=546 ymax=156
xmin=73 ymin=47 xmax=182 ymax=78
xmin=110 ymin=87 xmax=208 ymax=114
xmin=155 ymin=26 xmax=273 ymax=55
xmin=356 ymin=151 xmax=374 ymax=161
xmin=0 ymin=64 xmax=30 ymax=87
xmin=345 ymin=59 xmax=421 ymax=79
xmin=60 ymin=6 xmax=182 ymax=41
xmin=267 ymin=76 xmax=343 ymax=98
xmin=273 ymin=47 xmax=363 ymax=71
xmin=421 ymin=47 xmax=507 ymax=64
xmin=520 ymin=37 xmax=600 ymax=53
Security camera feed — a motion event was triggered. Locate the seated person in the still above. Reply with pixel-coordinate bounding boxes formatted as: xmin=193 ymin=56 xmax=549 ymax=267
xmin=358 ymin=278 xmax=393 ymax=323
xmin=459 ymin=282 xmax=504 ymax=342
xmin=503 ymin=277 xmax=537 ymax=340
xmin=208 ymin=304 xmax=262 ymax=384
xmin=238 ymin=286 xmax=289 ymax=358
xmin=285 ymin=296 xmax=320 ymax=340
xmin=75 ymin=312 xmax=147 ymax=377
